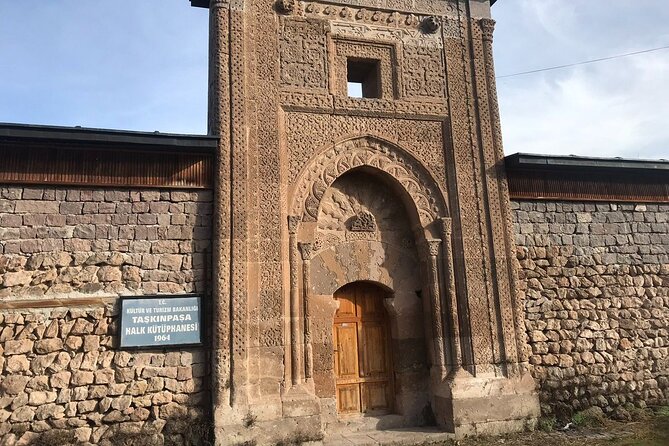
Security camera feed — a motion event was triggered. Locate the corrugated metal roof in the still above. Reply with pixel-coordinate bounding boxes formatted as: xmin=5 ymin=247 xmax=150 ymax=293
xmin=506 ymin=152 xmax=669 ymax=172
xmin=0 ymin=123 xmax=217 ymax=153
xmin=505 ymin=153 xmax=669 ymax=203
xmin=0 ymin=123 xmax=216 ymax=189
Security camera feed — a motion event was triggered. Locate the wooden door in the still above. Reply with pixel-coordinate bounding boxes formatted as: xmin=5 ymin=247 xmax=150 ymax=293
xmin=333 ymin=282 xmax=393 ymax=415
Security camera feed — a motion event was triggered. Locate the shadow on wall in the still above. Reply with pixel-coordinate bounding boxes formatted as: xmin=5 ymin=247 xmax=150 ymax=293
xmin=26 ymin=416 xmax=213 ymax=446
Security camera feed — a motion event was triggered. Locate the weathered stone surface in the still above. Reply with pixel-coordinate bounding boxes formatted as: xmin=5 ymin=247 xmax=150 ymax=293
xmin=0 ymin=187 xmax=210 ymax=302
xmin=4 ymin=339 xmax=33 ymax=355
xmin=50 ymin=371 xmax=72 ymax=389
xmin=11 ymin=406 xmax=35 ymax=422
xmin=71 ymin=371 xmax=95 ymax=386
xmin=6 ymin=355 xmax=30 ymax=373
xmin=1 ymin=375 xmax=30 ymax=395
xmin=34 ymin=338 xmax=63 ymax=354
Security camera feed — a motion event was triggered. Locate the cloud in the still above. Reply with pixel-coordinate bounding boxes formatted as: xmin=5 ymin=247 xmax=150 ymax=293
xmin=498 ymin=53 xmax=669 ymax=159
xmin=520 ymin=0 xmax=577 ymax=44
xmin=495 ymin=0 xmax=669 ymax=159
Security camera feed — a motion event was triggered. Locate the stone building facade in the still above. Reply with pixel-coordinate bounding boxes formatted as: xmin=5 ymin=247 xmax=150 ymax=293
xmin=200 ymin=0 xmax=537 ymax=442
xmin=0 ymin=1 xmax=668 ymax=445
xmin=0 ymin=127 xmax=217 ymax=444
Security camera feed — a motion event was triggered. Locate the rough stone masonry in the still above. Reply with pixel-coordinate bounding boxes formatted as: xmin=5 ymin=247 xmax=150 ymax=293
xmin=0 ymin=186 xmax=212 ymax=444
xmin=513 ymin=200 xmax=669 ymax=420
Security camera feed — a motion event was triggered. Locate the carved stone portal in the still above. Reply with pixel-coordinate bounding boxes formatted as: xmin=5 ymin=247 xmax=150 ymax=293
xmin=203 ymin=0 xmax=540 ymax=443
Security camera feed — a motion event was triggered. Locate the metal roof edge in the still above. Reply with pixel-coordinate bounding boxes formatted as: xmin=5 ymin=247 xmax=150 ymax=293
xmin=0 ymin=123 xmax=218 ymax=151
xmin=505 ymin=152 xmax=669 ymax=172
xmin=190 ymin=0 xmax=210 ymax=8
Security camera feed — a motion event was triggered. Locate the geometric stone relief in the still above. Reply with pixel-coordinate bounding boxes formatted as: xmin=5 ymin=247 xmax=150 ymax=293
xmin=279 ymin=18 xmax=328 ymax=91
xmin=318 ymin=175 xmax=399 ymax=231
xmin=291 ymin=135 xmax=447 ymax=228
xmin=349 ymin=210 xmax=377 ymax=232
xmin=403 ymin=44 xmax=447 ymax=99
xmin=317 ymin=171 xmax=416 ymax=251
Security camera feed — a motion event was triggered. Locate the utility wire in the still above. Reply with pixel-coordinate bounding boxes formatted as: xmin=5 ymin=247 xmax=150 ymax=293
xmin=496 ymin=44 xmax=669 ymax=79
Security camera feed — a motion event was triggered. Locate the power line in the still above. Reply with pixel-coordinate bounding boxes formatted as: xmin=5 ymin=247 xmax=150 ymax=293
xmin=496 ymin=45 xmax=669 ymax=79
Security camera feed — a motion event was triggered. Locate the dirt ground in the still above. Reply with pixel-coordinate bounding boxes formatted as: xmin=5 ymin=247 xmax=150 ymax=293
xmin=458 ymin=410 xmax=669 ymax=446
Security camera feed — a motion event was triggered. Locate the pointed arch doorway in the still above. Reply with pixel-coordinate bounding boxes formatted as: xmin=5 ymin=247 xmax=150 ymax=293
xmin=333 ymin=282 xmax=394 ymax=416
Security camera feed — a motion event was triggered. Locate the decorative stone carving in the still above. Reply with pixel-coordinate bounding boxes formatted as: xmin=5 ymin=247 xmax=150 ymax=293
xmin=298 ymin=241 xmax=313 ymax=261
xmin=422 ymin=16 xmax=440 ymax=34
xmin=349 ymin=211 xmax=377 ymax=232
xmin=479 ymin=18 xmax=496 ymax=42
xmin=279 ymin=18 xmax=328 ymax=91
xmin=403 ymin=45 xmax=447 ymax=99
xmin=288 ymin=215 xmax=301 ymax=234
xmin=427 ymin=239 xmax=442 ymax=257
xmin=329 ymin=21 xmax=443 ymax=48
xmin=301 ymin=2 xmax=429 ymax=29
xmin=276 ymin=0 xmax=295 ymax=15
xmin=291 ymin=136 xmax=447 ymax=228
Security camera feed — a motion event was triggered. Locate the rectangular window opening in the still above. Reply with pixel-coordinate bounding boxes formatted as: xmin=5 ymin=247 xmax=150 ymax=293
xmin=347 ymin=58 xmax=381 ymax=99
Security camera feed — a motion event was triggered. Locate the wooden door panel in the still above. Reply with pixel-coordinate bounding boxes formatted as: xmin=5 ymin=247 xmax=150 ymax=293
xmin=334 ymin=283 xmax=393 ymax=415
xmin=361 ymin=382 xmax=390 ymax=412
xmin=360 ymin=289 xmax=384 ymax=319
xmin=336 ymin=295 xmax=356 ymax=318
xmin=337 ymin=384 xmax=361 ymax=414
xmin=334 ymin=324 xmax=358 ymax=380
xmin=360 ymin=323 xmax=387 ymax=378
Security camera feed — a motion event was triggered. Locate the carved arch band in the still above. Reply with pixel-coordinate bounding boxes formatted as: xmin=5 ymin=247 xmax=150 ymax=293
xmin=290 ymin=135 xmax=449 ymax=228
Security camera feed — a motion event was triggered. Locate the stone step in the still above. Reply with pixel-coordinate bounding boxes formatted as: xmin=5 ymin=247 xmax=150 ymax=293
xmin=323 ymin=427 xmax=455 ymax=446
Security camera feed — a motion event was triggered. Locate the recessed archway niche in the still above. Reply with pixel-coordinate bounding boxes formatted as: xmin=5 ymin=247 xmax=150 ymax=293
xmin=304 ymin=169 xmax=432 ymax=427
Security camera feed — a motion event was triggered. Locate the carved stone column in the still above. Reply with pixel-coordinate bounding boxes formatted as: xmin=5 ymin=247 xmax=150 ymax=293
xmin=298 ymin=242 xmax=314 ymax=382
xmin=208 ymin=0 xmax=232 ymax=412
xmin=480 ymin=17 xmax=528 ymax=374
xmin=288 ymin=216 xmax=303 ymax=385
xmin=439 ymin=218 xmax=463 ymax=371
xmin=427 ymin=239 xmax=447 ymax=375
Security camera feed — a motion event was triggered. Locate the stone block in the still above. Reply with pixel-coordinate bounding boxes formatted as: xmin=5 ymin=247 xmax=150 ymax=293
xmin=4 ymin=339 xmax=34 ymax=355
xmin=11 ymin=406 xmax=35 ymax=422
xmin=3 ymin=271 xmax=33 ymax=287
xmin=34 ymin=338 xmax=63 ymax=354
xmin=72 ymin=371 xmax=95 ymax=386
xmin=50 ymin=371 xmax=72 ymax=389
xmin=6 ymin=355 xmax=30 ymax=373
xmin=15 ymin=201 xmax=59 ymax=214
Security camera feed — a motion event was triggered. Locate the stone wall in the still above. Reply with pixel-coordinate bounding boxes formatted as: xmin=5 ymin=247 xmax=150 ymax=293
xmin=0 ymin=307 xmax=208 ymax=444
xmin=512 ymin=200 xmax=669 ymax=419
xmin=0 ymin=186 xmax=211 ymax=298
xmin=0 ymin=186 xmax=212 ymax=444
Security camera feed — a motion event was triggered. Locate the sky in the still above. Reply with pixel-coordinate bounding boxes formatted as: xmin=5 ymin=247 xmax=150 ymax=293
xmin=493 ymin=0 xmax=669 ymax=159
xmin=0 ymin=0 xmax=667 ymax=158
